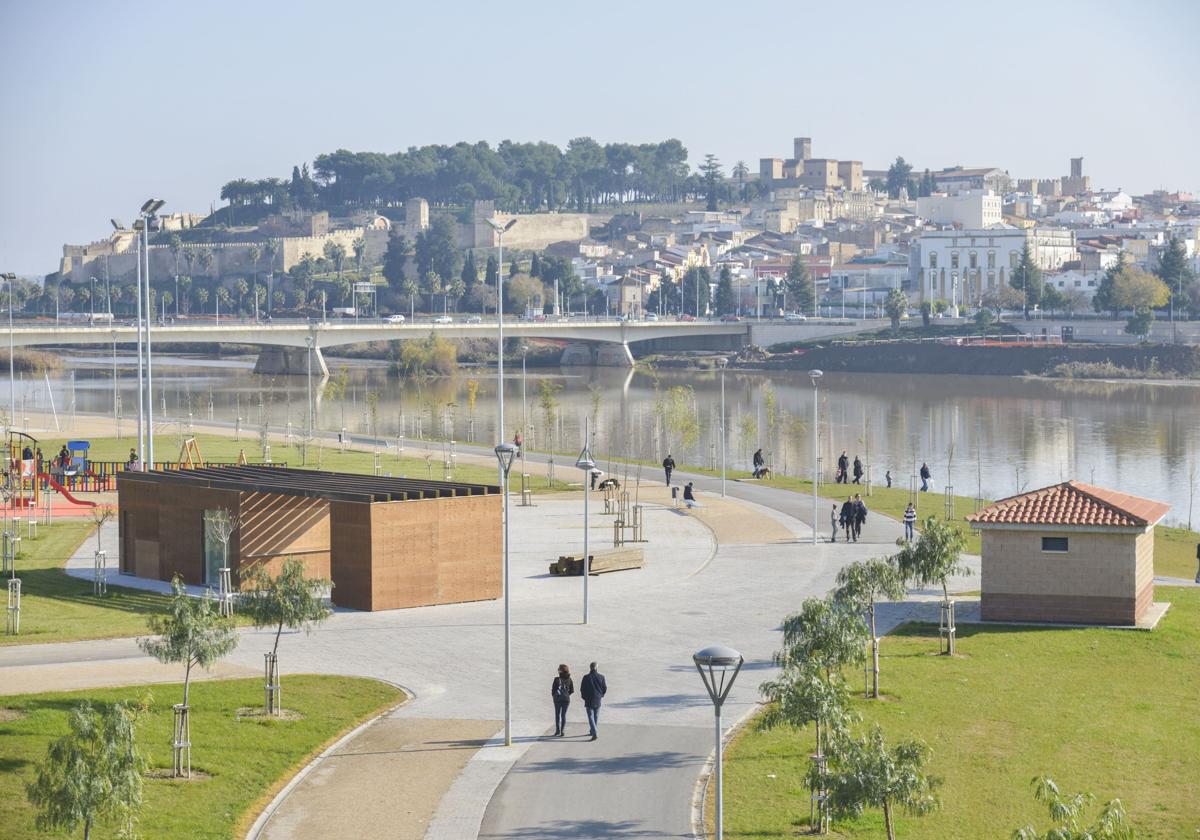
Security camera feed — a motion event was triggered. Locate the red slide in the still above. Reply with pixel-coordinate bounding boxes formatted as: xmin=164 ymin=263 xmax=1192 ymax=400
xmin=42 ymin=475 xmax=97 ymax=507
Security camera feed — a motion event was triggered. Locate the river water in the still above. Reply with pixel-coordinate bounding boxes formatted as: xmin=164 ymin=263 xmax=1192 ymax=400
xmin=20 ymin=352 xmax=1200 ymax=527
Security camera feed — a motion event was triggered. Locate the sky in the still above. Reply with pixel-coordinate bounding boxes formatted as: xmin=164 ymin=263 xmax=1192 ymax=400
xmin=1 ymin=0 xmax=1197 ymax=276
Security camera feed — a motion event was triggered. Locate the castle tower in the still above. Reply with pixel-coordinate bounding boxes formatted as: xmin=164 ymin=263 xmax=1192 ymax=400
xmin=1070 ymin=157 xmax=1083 ymax=179
xmin=793 ymin=137 xmax=812 ymax=162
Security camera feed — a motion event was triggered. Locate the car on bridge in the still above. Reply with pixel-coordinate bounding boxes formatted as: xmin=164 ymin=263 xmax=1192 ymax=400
xmin=383 ymin=314 xmax=406 ymax=324
xmin=720 ymin=314 xmax=741 ymax=322
xmin=784 ymin=312 xmax=807 ymax=322
xmin=645 ymin=312 xmax=659 ymax=321
xmin=464 ymin=315 xmax=482 ymax=324
xmin=433 ymin=315 xmax=453 ymax=324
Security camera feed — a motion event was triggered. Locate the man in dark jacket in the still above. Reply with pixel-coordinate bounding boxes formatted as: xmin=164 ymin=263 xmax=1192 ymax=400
xmin=853 ymin=494 xmax=868 ymax=541
xmin=752 ymin=448 xmax=765 ymax=478
xmin=920 ymin=462 xmax=932 ymax=492
xmin=662 ymin=454 xmax=675 ymax=486
xmin=579 ymin=662 xmax=608 ymax=741
xmin=839 ymin=498 xmax=855 ymax=542
xmin=852 ymin=456 xmax=863 ymax=485
xmin=837 ymin=451 xmax=849 ymax=484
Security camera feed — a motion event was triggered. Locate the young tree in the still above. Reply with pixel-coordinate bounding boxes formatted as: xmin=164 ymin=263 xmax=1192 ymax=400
xmin=883 ymin=289 xmax=908 ymax=333
xmin=352 ymin=236 xmax=367 ymax=274
xmin=893 ymin=517 xmax=970 ymax=602
xmin=1156 ymin=235 xmax=1194 ymax=319
xmin=242 ymin=558 xmax=332 ymax=713
xmin=759 ymin=660 xmax=856 ymax=761
xmin=823 ymin=726 xmax=941 ymax=840
xmin=714 ymin=265 xmax=736 ymax=315
xmin=833 ymin=557 xmax=907 ymax=699
xmin=1010 ymin=242 xmax=1043 ymax=316
xmin=25 ymin=700 xmax=147 ymax=840
xmin=885 ymin=157 xmax=913 ymax=199
xmin=700 ymin=154 xmax=724 ymax=211
xmin=138 ymin=576 xmax=238 ymax=754
xmin=785 ymin=254 xmax=815 ymax=315
xmin=778 ymin=596 xmax=868 ymax=680
xmin=1012 ymin=776 xmax=1133 ymax=840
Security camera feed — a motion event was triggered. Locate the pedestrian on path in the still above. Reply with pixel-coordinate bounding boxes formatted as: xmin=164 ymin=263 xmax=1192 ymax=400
xmin=830 ymin=503 xmax=839 ymax=543
xmin=663 ymin=454 xmax=675 ymax=486
xmin=580 ymin=662 xmax=607 ymax=741
xmin=840 ymin=497 xmax=855 ymax=542
xmin=885 ymin=469 xmax=892 ymax=488
xmin=551 ymin=664 xmax=574 ymax=737
xmin=853 ymin=494 xmax=867 ymax=541
xmin=852 ymin=456 xmax=863 ymax=485
xmin=752 ymin=448 xmax=765 ymax=479
xmin=683 ymin=481 xmax=699 ymax=509
xmin=837 ymin=451 xmax=849 ymax=484
xmin=903 ymin=502 xmax=917 ymax=541
xmin=920 ymin=462 xmax=931 ymax=492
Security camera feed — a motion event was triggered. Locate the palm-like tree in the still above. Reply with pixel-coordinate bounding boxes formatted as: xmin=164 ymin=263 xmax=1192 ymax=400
xmin=732 ymin=160 xmax=750 ymax=200
xmin=196 ymin=249 xmax=214 ymax=279
xmin=324 ymin=241 xmax=347 ymax=278
xmin=352 ymin=237 xmax=366 ymax=275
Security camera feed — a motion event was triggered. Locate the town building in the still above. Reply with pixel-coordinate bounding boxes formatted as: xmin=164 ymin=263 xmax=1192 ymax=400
xmin=932 ymin=166 xmax=1010 ymax=195
xmin=916 ymin=190 xmax=1003 ymax=229
xmin=966 ymin=481 xmax=1169 ymax=626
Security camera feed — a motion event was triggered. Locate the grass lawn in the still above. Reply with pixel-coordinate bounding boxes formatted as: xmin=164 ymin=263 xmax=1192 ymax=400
xmin=0 ymin=675 xmax=403 ymax=839
xmin=80 ymin=432 xmax=574 ymax=492
xmin=719 ymin=586 xmax=1200 ymax=839
xmin=1154 ymin=525 xmax=1199 ymax=579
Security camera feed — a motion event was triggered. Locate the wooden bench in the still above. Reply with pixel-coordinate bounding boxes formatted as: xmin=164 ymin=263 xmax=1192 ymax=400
xmin=548 ymin=547 xmax=645 ymax=576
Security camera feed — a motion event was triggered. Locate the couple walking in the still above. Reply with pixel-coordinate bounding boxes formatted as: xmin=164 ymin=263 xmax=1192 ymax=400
xmin=832 ymin=494 xmax=868 ymax=542
xmin=551 ymin=662 xmax=608 ymax=740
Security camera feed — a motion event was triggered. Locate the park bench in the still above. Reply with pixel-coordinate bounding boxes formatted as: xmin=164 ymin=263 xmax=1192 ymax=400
xmin=548 ymin=547 xmax=645 ymax=576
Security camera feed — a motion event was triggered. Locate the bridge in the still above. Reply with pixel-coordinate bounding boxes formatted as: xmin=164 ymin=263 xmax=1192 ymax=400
xmin=11 ymin=317 xmax=884 ymax=374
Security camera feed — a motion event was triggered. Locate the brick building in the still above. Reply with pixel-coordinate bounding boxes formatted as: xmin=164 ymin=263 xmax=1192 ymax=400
xmin=966 ymin=481 xmax=1169 ymax=626
xmin=117 ymin=466 xmax=501 ymax=611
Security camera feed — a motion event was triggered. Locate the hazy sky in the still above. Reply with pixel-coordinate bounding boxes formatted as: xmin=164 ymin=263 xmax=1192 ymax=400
xmin=2 ymin=0 xmax=1197 ymax=275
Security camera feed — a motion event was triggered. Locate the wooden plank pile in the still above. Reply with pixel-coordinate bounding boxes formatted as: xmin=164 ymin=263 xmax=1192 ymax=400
xmin=549 ymin=547 xmax=644 ymax=576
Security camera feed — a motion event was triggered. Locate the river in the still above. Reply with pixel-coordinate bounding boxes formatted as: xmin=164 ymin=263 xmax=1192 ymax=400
xmin=19 ymin=352 xmax=1200 ymax=527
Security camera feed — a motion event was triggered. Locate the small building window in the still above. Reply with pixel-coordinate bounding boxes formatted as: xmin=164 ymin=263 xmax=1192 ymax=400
xmin=1041 ymin=536 xmax=1069 ymax=552
xmin=951 ymin=251 xmax=960 ymax=269
xmin=987 ymin=251 xmax=996 ymax=269
xmin=929 ymin=252 xmax=938 ymax=269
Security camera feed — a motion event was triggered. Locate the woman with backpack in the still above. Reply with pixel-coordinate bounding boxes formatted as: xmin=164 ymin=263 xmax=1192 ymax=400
xmin=551 ymin=663 xmax=574 ymax=737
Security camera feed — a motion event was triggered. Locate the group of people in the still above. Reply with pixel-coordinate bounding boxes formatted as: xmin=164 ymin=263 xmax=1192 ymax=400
xmin=550 ymin=662 xmax=608 ymax=739
xmin=832 ymin=494 xmax=869 ymax=542
xmin=835 ymin=451 xmax=864 ymax=485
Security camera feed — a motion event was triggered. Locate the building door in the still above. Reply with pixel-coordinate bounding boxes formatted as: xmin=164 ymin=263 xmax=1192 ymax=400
xmin=121 ymin=511 xmax=134 ymax=574
xmin=202 ymin=510 xmax=225 ymax=585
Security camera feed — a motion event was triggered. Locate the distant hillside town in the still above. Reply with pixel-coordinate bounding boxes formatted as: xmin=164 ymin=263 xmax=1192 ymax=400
xmin=33 ymin=134 xmax=1200 ymax=326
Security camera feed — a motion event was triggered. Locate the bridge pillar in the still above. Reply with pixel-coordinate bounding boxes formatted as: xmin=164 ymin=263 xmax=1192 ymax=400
xmin=253 ymin=346 xmax=328 ymax=378
xmin=594 ymin=343 xmax=635 ymax=368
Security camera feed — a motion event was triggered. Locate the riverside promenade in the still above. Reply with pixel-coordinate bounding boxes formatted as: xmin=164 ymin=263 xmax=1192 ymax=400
xmin=0 ymin=443 xmax=978 ymax=839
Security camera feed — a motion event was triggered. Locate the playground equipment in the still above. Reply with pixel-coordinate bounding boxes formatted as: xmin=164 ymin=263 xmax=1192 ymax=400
xmin=179 ymin=437 xmax=204 ymax=468
xmin=6 ymin=431 xmax=40 ymax=510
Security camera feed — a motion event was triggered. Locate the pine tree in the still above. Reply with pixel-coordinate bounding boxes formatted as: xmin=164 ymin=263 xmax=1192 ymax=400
xmin=1156 ymin=236 xmax=1194 ymax=316
xmin=715 ymin=265 xmax=736 ymax=315
xmin=784 ymin=254 xmax=815 ymax=315
xmin=1092 ymin=251 xmax=1126 ymax=318
xmin=1009 ymin=242 xmax=1043 ymax=316
xmin=484 ymin=254 xmax=498 ymax=286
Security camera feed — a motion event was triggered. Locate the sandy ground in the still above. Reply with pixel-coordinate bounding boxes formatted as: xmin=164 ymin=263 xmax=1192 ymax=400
xmin=258 ymin=717 xmax=500 ymax=840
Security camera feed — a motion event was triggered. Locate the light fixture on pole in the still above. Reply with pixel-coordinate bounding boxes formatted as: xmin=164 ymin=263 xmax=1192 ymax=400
xmin=694 ymin=645 xmax=744 ymax=840
xmin=1 ymin=273 xmax=15 ymax=428
xmin=808 ymin=370 xmax=823 ymax=545
xmin=717 ymin=357 xmax=727 ymax=498
xmin=305 ymin=336 xmax=315 ymax=440
xmin=494 ymin=441 xmax=518 ymax=747
xmin=139 ymin=199 xmax=165 ymax=469
xmin=132 ymin=219 xmax=146 ymax=469
xmin=575 ymin=424 xmax=596 ymax=624
xmin=486 ymin=218 xmax=518 ymax=484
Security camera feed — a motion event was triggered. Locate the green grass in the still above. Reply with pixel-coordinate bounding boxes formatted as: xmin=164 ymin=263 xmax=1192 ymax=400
xmin=0 ymin=675 xmax=402 ymax=839
xmin=1154 ymin=525 xmax=1200 ymax=579
xmin=79 ymin=433 xmax=575 ymax=492
xmin=721 ymin=586 xmax=1200 ymax=839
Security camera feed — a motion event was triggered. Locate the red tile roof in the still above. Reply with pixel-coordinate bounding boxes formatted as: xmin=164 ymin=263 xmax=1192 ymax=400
xmin=966 ymin=481 xmax=1169 ymax=528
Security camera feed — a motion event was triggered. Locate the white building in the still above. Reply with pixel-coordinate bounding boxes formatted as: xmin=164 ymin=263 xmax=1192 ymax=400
xmin=1045 ymin=269 xmax=1102 ymax=304
xmin=916 ymin=190 xmax=1002 ymax=228
xmin=916 ymin=224 xmax=1077 ymax=309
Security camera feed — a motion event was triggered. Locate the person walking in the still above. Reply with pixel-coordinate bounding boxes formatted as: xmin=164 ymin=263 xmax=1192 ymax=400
xmin=830 ymin=503 xmax=839 ymax=543
xmin=551 ymin=664 xmax=574 ymax=737
xmin=580 ymin=662 xmax=607 ymax=741
xmin=662 ymin=454 xmax=675 ymax=486
xmin=837 ymin=451 xmax=849 ymax=484
xmin=839 ymin=497 xmax=855 ymax=542
xmin=852 ymin=456 xmax=863 ymax=485
xmin=752 ymin=448 xmax=765 ymax=479
xmin=853 ymin=493 xmax=868 ymax=541
xmin=920 ymin=462 xmax=931 ymax=492
xmin=903 ymin=502 xmax=917 ymax=542
xmin=885 ymin=469 xmax=893 ymax=488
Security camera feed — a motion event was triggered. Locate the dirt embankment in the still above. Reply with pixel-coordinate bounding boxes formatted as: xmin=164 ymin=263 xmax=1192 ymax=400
xmin=751 ymin=343 xmax=1200 ymax=377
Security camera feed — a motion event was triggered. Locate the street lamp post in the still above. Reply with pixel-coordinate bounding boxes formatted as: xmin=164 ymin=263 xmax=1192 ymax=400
xmin=494 ymin=442 xmax=518 ymax=746
xmin=718 ymin=357 xmax=727 ymax=497
xmin=809 ymin=370 xmax=823 ymax=545
xmin=575 ymin=423 xmax=596 ymax=624
xmin=486 ymin=218 xmax=518 ymax=483
xmin=694 ymin=645 xmax=744 ymax=840
xmin=139 ymin=199 xmax=164 ymax=468
xmin=89 ymin=276 xmax=96 ymax=321
xmin=1 ymin=273 xmax=15 ymax=428
xmin=305 ymin=336 xmax=314 ymax=440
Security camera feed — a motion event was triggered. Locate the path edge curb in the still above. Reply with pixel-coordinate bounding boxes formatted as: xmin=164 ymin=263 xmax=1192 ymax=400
xmin=690 ymin=702 xmax=762 ymax=840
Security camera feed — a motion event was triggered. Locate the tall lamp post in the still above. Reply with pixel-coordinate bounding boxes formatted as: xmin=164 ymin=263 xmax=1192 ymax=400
xmin=494 ymin=442 xmax=518 ymax=746
xmin=486 ymin=218 xmax=518 ymax=483
xmin=139 ymin=199 xmax=165 ymax=468
xmin=808 ymin=370 xmax=823 ymax=545
xmin=305 ymin=335 xmax=315 ymax=440
xmin=575 ymin=424 xmax=595 ymax=624
xmin=1 ymin=273 xmax=15 ymax=427
xmin=132 ymin=220 xmax=145 ymax=468
xmin=694 ymin=645 xmax=744 ymax=840
xmin=717 ymin=357 xmax=727 ymax=498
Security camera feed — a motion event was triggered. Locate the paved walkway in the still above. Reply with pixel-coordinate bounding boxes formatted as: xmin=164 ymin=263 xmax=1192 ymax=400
xmin=0 ymin=434 xmax=980 ymax=839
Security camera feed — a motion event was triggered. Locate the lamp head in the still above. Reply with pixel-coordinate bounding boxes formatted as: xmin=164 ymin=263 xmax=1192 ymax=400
xmin=494 ymin=442 xmax=517 ymax=476
xmin=693 ymin=644 xmax=744 ymax=709
xmin=141 ymin=198 xmax=165 ymax=215
xmin=808 ymin=369 xmax=823 ymax=381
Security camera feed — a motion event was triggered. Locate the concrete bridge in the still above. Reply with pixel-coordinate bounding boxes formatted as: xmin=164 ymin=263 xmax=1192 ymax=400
xmin=12 ymin=317 xmax=885 ymax=374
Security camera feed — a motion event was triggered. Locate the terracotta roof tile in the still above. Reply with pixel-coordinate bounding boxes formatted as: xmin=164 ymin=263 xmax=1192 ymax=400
xmin=965 ymin=481 xmax=1169 ymax=528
